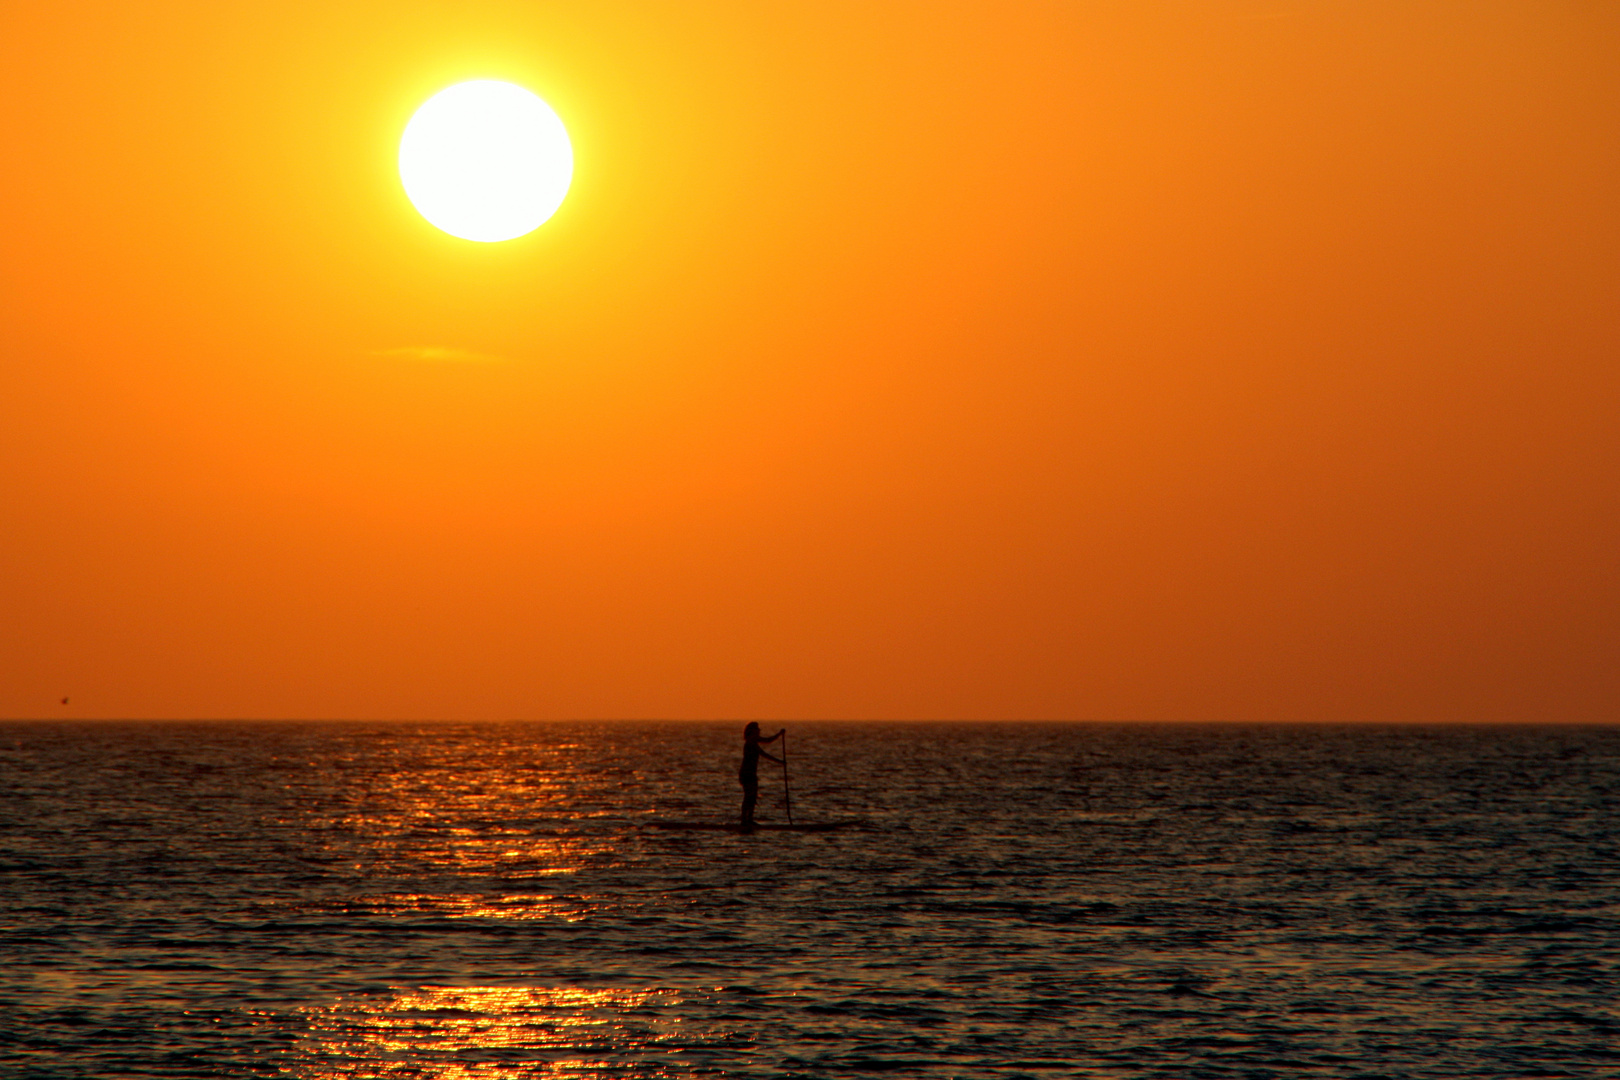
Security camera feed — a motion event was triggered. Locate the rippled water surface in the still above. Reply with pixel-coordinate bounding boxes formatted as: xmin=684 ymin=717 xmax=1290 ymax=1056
xmin=3 ymin=721 xmax=1618 ymax=1077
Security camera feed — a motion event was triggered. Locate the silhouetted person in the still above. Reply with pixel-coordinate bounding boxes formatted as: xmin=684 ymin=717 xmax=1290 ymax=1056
xmin=740 ymin=722 xmax=784 ymax=832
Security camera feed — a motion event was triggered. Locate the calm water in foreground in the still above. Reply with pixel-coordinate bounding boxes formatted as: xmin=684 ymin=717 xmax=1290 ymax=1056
xmin=2 ymin=721 xmax=1617 ymax=1078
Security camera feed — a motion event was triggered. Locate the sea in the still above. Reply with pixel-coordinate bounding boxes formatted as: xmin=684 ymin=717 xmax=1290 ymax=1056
xmin=2 ymin=721 xmax=1617 ymax=1078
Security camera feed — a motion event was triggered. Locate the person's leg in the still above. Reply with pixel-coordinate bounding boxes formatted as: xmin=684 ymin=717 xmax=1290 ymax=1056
xmin=741 ymin=778 xmax=757 ymax=829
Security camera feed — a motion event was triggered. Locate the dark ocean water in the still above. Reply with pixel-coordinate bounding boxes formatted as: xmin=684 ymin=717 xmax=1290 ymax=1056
xmin=2 ymin=721 xmax=1617 ymax=1078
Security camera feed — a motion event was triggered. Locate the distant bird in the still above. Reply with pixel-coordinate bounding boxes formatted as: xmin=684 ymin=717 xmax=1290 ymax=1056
xmin=60 ymin=697 xmax=69 ymax=705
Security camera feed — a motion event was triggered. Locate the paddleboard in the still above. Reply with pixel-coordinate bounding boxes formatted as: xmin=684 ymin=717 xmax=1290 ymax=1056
xmin=646 ymin=820 xmax=861 ymax=833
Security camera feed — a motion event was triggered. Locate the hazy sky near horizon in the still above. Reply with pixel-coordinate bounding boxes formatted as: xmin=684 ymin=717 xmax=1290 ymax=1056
xmin=3 ymin=1 xmax=1617 ymax=721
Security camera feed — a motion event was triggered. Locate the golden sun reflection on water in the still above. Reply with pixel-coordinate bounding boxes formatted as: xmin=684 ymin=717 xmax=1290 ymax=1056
xmin=277 ymin=752 xmax=717 ymax=1075
xmin=353 ymin=893 xmax=594 ymax=921
xmin=293 ymin=986 xmax=700 ymax=1079
xmin=300 ymin=808 xmax=619 ymax=879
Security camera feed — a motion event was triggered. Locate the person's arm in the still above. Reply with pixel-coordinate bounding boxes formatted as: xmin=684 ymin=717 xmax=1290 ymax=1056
xmin=760 ymin=729 xmax=785 ymax=744
xmin=758 ymin=750 xmax=783 ymax=765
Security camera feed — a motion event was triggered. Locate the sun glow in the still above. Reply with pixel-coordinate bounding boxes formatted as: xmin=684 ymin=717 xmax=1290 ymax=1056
xmin=398 ymin=80 xmax=573 ymax=243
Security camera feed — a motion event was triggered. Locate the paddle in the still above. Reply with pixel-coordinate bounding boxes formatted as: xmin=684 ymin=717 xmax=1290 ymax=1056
xmin=781 ymin=730 xmax=793 ymax=826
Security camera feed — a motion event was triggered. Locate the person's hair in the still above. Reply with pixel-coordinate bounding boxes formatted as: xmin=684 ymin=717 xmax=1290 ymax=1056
xmin=744 ymin=722 xmax=760 ymax=736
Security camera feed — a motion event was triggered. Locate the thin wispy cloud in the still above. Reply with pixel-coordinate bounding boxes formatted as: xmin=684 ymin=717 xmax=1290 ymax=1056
xmin=369 ymin=346 xmax=506 ymax=363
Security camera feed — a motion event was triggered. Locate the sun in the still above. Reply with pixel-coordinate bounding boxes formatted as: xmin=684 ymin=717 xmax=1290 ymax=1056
xmin=398 ymin=80 xmax=573 ymax=243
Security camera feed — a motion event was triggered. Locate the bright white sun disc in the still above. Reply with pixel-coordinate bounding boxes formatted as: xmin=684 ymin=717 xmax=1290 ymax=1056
xmin=399 ymin=80 xmax=573 ymax=242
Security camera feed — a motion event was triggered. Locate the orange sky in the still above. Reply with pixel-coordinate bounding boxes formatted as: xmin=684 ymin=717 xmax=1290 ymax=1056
xmin=3 ymin=1 xmax=1617 ymax=721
